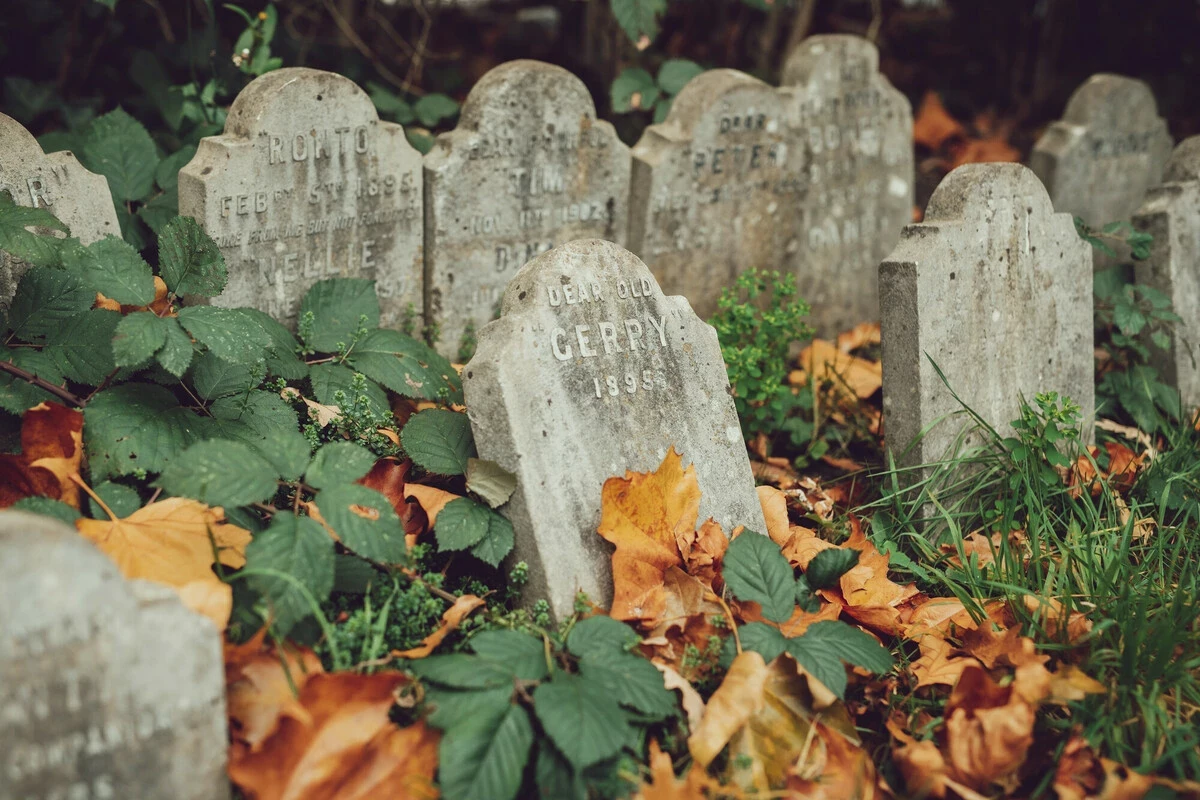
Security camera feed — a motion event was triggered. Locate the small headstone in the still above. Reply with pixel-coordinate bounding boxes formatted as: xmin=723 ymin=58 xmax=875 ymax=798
xmin=462 ymin=239 xmax=766 ymax=619
xmin=879 ymin=163 xmax=1093 ymax=467
xmin=425 ymin=60 xmax=631 ymax=359
xmin=180 ymin=68 xmax=423 ymax=329
xmin=1133 ymin=136 xmax=1200 ymax=412
xmin=0 ymin=511 xmax=229 ymax=800
xmin=1030 ymin=73 xmax=1172 ymax=268
xmin=628 ymin=70 xmax=807 ymax=321
xmin=781 ymin=34 xmax=915 ymax=334
xmin=0 ymin=113 xmax=120 ymax=304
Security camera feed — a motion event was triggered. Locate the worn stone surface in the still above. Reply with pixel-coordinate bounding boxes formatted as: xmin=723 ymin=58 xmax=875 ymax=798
xmin=0 ymin=511 xmax=229 ymax=800
xmin=1030 ymin=73 xmax=1172 ymax=268
xmin=781 ymin=35 xmax=914 ymax=334
xmin=462 ymin=239 xmax=765 ymax=619
xmin=879 ymin=163 xmax=1093 ymax=467
xmin=0 ymin=113 xmax=119 ymax=304
xmin=179 ymin=67 xmax=423 ymax=329
xmin=1133 ymin=136 xmax=1200 ymax=412
xmin=425 ymin=60 xmax=631 ymax=359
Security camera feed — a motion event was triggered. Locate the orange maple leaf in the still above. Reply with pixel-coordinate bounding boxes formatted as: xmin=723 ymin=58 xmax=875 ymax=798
xmin=226 ymin=630 xmax=326 ymax=751
xmin=228 ymin=672 xmax=439 ymax=800
xmin=634 ymin=739 xmax=717 ymax=800
xmin=0 ymin=402 xmax=84 ymax=508
xmin=909 ymin=634 xmax=983 ymax=689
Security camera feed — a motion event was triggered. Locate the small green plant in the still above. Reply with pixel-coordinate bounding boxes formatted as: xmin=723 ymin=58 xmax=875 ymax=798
xmin=709 ymin=268 xmax=812 ymax=439
xmin=225 ymin=4 xmax=283 ymax=77
xmin=1004 ymin=391 xmax=1082 ymax=488
xmin=611 ymin=59 xmax=705 ymax=122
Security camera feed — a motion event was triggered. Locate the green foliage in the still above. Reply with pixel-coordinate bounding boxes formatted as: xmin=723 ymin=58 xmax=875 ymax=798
xmin=610 ymin=0 xmax=667 ymax=47
xmin=710 ymin=269 xmax=813 ymax=439
xmin=611 ymin=59 xmax=704 ymax=122
xmin=1002 ymin=391 xmax=1082 ymax=489
xmin=402 ymin=408 xmax=475 ymax=475
xmin=434 ymin=497 xmax=515 ymax=567
xmin=226 ymin=3 xmax=283 ymax=76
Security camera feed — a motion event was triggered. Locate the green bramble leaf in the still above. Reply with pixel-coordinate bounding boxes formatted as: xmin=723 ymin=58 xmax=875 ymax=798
xmin=736 ymin=621 xmax=788 ymax=664
xmin=579 ymin=650 xmax=677 ymax=721
xmin=434 ymin=497 xmax=513 ymax=566
xmin=611 ymin=68 xmax=658 ymax=113
xmin=88 ymin=481 xmax=141 ymax=518
xmin=211 ymin=390 xmax=310 ymax=482
xmin=439 ymin=703 xmax=533 ymax=800
xmin=722 ymin=531 xmax=796 ymax=623
xmin=61 ymin=235 xmax=155 ymax=305
xmin=533 ymin=672 xmax=630 ymax=769
xmin=308 ymin=363 xmax=388 ymax=412
xmin=190 ymin=351 xmax=260 ymax=400
xmin=804 ymin=548 xmax=859 ymax=590
xmin=566 ymin=615 xmax=639 ymax=659
xmin=785 ymin=620 xmax=894 ymax=700
xmin=112 ymin=311 xmax=170 ymax=367
xmin=158 ymin=216 xmax=227 ymax=297
xmin=12 ymin=496 xmax=83 ymax=525
xmin=177 ymin=306 xmax=271 ymax=364
xmin=402 ymin=409 xmax=475 ymax=475
xmin=155 ymin=438 xmax=278 ymax=508
xmin=305 ymin=441 xmax=376 ymax=489
xmin=45 ymin=309 xmax=121 ymax=385
xmin=410 ymin=654 xmax=516 ymax=689
xmin=298 ymin=278 xmax=379 ymax=352
xmin=312 ymin=483 xmax=405 ymax=564
xmin=156 ymin=319 xmax=195 ymax=377
xmin=0 ymin=347 xmax=63 ymax=413
xmin=84 ymin=383 xmax=206 ymax=479
xmin=0 ymin=190 xmax=69 ymax=267
xmin=245 ymin=512 xmax=335 ymax=635
xmin=8 ymin=266 xmax=93 ymax=342
xmin=610 ymin=0 xmax=666 ymax=46
xmin=79 ymin=108 xmax=159 ymax=202
xmin=424 ymin=686 xmax=512 ymax=731
xmin=413 ymin=93 xmax=460 ymax=128
xmin=344 ymin=329 xmax=462 ymax=403
xmin=657 ymin=59 xmax=704 ymax=95
xmin=469 ymin=630 xmax=549 ymax=681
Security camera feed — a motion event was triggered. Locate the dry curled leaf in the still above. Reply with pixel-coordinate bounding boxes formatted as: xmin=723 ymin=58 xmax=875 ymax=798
xmin=0 ymin=402 xmax=84 ymax=508
xmin=226 ymin=629 xmax=325 ymax=752
xmin=391 ymin=594 xmax=485 ymax=659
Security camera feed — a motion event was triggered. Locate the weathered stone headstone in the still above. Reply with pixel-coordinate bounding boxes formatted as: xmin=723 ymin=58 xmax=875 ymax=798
xmin=781 ymin=34 xmax=915 ymax=334
xmin=879 ymin=163 xmax=1093 ymax=467
xmin=425 ymin=60 xmax=631 ymax=358
xmin=628 ymin=70 xmax=807 ymax=321
xmin=0 ymin=511 xmax=229 ymax=800
xmin=180 ymin=67 xmax=423 ymax=329
xmin=0 ymin=113 xmax=120 ymax=304
xmin=1133 ymin=136 xmax=1200 ymax=412
xmin=1030 ymin=73 xmax=1172 ymax=268
xmin=463 ymin=239 xmax=765 ymax=619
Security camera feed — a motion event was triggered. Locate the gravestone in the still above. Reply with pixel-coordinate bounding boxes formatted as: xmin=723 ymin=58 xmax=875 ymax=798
xmin=0 ymin=511 xmax=229 ymax=800
xmin=425 ymin=60 xmax=631 ymax=359
xmin=1133 ymin=136 xmax=1200 ymax=412
xmin=0 ymin=113 xmax=120 ymax=304
xmin=1030 ymin=73 xmax=1172 ymax=268
xmin=462 ymin=239 xmax=765 ymax=619
xmin=879 ymin=163 xmax=1093 ymax=467
xmin=781 ymin=34 xmax=915 ymax=334
xmin=179 ymin=67 xmax=423 ymax=329
xmin=628 ymin=70 xmax=807 ymax=321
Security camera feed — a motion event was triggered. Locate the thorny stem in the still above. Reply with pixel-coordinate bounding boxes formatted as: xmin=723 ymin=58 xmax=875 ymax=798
xmin=0 ymin=360 xmax=85 ymax=408
xmin=71 ymin=473 xmax=115 ymax=520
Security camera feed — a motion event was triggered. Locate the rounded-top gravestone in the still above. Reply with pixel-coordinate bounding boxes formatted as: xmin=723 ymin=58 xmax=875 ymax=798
xmin=462 ymin=239 xmax=765 ymax=619
xmin=0 ymin=113 xmax=120 ymax=304
xmin=179 ymin=67 xmax=423 ymax=329
xmin=424 ymin=60 xmax=631 ymax=359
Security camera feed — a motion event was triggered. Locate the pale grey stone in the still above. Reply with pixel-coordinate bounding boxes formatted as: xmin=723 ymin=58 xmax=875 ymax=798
xmin=1030 ymin=73 xmax=1172 ymax=269
xmin=0 ymin=113 xmax=120 ymax=304
xmin=1133 ymin=136 xmax=1200 ymax=412
xmin=0 ymin=511 xmax=229 ymax=800
xmin=425 ymin=60 xmax=631 ymax=359
xmin=879 ymin=163 xmax=1093 ymax=468
xmin=462 ymin=239 xmax=765 ymax=619
xmin=781 ymin=35 xmax=913 ymax=335
xmin=179 ymin=68 xmax=423 ymax=329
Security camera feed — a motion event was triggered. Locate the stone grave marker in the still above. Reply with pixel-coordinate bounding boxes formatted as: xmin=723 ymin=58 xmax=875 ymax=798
xmin=462 ymin=239 xmax=766 ymax=619
xmin=879 ymin=163 xmax=1093 ymax=468
xmin=1133 ymin=136 xmax=1200 ymax=412
xmin=180 ymin=67 xmax=423 ymax=329
xmin=628 ymin=69 xmax=807 ymax=321
xmin=0 ymin=510 xmax=229 ymax=800
xmin=424 ymin=60 xmax=631 ymax=359
xmin=0 ymin=113 xmax=120 ymax=304
xmin=1030 ymin=73 xmax=1172 ymax=268
xmin=781 ymin=34 xmax=914 ymax=334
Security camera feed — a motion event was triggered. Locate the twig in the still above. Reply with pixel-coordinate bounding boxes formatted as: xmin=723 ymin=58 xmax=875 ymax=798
xmin=0 ymin=360 xmax=85 ymax=408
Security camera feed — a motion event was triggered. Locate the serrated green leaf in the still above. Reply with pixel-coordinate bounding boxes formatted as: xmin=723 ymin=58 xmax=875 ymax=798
xmin=61 ymin=235 xmax=155 ymax=305
xmin=367 ymin=81 xmax=415 ymax=125
xmin=434 ymin=497 xmax=512 ymax=557
xmin=241 ymin=308 xmax=307 ymax=380
xmin=114 ymin=201 xmax=149 ymax=249
xmin=410 ymin=654 xmax=516 ymax=689
xmin=413 ymin=93 xmax=460 ymax=128
xmin=79 ymin=108 xmax=159 ymax=202
xmin=177 ymin=306 xmax=270 ymax=364
xmin=534 ymin=741 xmax=586 ymax=800
xmin=155 ymin=438 xmax=279 ymax=507
xmin=0 ymin=191 xmax=69 ymax=267
xmin=439 ymin=703 xmax=532 ymax=800
xmin=305 ymin=441 xmax=376 ymax=489
xmin=345 ymin=328 xmax=462 ymax=402
xmin=1113 ymin=301 xmax=1148 ymax=337
xmin=87 ymin=480 xmax=142 ymax=518
xmin=12 ymin=496 xmax=82 ymax=525
xmin=610 ymin=0 xmax=666 ymax=45
xmin=298 ymin=278 xmax=379 ymax=352
xmin=424 ymin=686 xmax=512 ymax=731
xmin=191 ymin=351 xmax=260 ymax=400
xmin=308 ymin=362 xmax=388 ymax=412
xmin=723 ymin=531 xmax=795 ymax=623
xmin=804 ymin=548 xmax=859 ymax=590
xmin=245 ymin=512 xmax=335 ymax=635
xmin=402 ymin=408 xmax=474 ymax=475
xmin=469 ymin=517 xmax=514 ymax=567
xmin=159 ymin=216 xmax=227 ymax=297
xmin=313 ymin=483 xmax=404 ymax=563
xmin=567 ymin=615 xmax=639 ymax=658
xmin=155 ymin=319 xmax=195 ymax=377
xmin=533 ymin=672 xmax=630 ymax=769
xmin=156 ymin=145 xmax=196 ymax=192
xmin=737 ymin=621 xmax=788 ymax=664
xmin=469 ymin=630 xmax=549 ymax=681
xmin=657 ymin=59 xmax=704 ymax=95
xmin=84 ymin=383 xmax=206 ymax=479
xmin=653 ymin=98 xmax=672 ymax=124
xmin=45 ymin=309 xmax=121 ymax=385
xmin=4 ymin=77 xmax=56 ymax=123
xmin=137 ymin=188 xmax=179 ymax=235
xmin=112 ymin=311 xmax=169 ymax=367
xmin=332 ymin=553 xmax=381 ymax=595
xmin=8 ymin=266 xmax=93 ymax=342
xmin=794 ymin=574 xmax=820 ymax=613
xmin=580 ymin=650 xmax=676 ymax=720
xmin=611 ymin=68 xmax=658 ymax=113
xmin=0 ymin=348 xmax=64 ymax=413
xmin=785 ymin=620 xmax=893 ymax=700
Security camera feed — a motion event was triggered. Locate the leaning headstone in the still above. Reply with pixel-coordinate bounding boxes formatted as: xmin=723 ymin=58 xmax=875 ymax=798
xmin=879 ymin=163 xmax=1093 ymax=467
xmin=1030 ymin=73 xmax=1172 ymax=268
xmin=781 ymin=34 xmax=915 ymax=334
xmin=463 ymin=239 xmax=766 ymax=619
xmin=0 ymin=511 xmax=229 ymax=800
xmin=425 ymin=60 xmax=631 ymax=359
xmin=1133 ymin=136 xmax=1200 ymax=412
xmin=628 ymin=70 xmax=807 ymax=321
xmin=180 ymin=67 xmax=423 ymax=329
xmin=0 ymin=113 xmax=120 ymax=304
